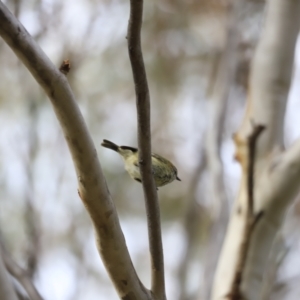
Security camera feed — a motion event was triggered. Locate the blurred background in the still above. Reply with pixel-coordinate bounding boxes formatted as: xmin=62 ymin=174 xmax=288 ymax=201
xmin=1 ymin=0 xmax=300 ymax=299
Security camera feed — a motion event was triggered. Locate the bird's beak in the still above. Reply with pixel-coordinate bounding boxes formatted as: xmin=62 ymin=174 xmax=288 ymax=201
xmin=176 ymin=176 xmax=181 ymax=181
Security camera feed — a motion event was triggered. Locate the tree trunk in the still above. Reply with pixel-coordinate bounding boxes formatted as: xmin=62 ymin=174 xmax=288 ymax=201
xmin=212 ymin=0 xmax=300 ymax=299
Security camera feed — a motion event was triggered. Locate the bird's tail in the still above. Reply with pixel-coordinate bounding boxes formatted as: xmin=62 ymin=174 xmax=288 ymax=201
xmin=101 ymin=139 xmax=119 ymax=152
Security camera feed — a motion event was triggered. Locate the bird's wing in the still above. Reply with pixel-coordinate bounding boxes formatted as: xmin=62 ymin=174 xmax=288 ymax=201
xmin=152 ymin=153 xmax=171 ymax=165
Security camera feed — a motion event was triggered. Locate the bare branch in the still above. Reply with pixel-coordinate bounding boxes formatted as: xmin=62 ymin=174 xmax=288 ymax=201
xmin=266 ymin=137 xmax=300 ymax=209
xmin=24 ymin=99 xmax=41 ymax=278
xmin=0 ymin=3 xmax=150 ymax=299
xmin=213 ymin=0 xmax=300 ymax=298
xmin=203 ymin=1 xmax=241 ymax=295
xmin=227 ymin=124 xmax=265 ymax=300
xmin=1 ymin=246 xmax=43 ymax=300
xmin=235 ymin=0 xmax=300 ymax=162
xmin=0 ymin=247 xmax=18 ymax=300
xmin=127 ymin=1 xmax=165 ymax=299
xmin=246 ymin=124 xmax=266 ymax=216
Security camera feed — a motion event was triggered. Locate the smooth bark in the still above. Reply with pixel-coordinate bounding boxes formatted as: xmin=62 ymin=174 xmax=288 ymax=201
xmin=212 ymin=0 xmax=300 ymax=299
xmin=127 ymin=0 xmax=166 ymax=299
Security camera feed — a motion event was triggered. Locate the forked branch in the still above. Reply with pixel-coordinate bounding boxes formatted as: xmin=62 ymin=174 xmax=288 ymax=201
xmin=227 ymin=123 xmax=265 ymax=300
xmin=1 ymin=245 xmax=43 ymax=300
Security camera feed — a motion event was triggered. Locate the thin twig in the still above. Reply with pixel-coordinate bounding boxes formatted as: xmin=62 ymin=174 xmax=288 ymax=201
xmin=127 ymin=1 xmax=166 ymax=299
xmin=227 ymin=123 xmax=265 ymax=300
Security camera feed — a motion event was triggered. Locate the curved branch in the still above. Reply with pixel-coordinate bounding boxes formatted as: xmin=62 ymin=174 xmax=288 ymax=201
xmin=127 ymin=1 xmax=166 ymax=299
xmin=1 ymin=246 xmax=43 ymax=300
xmin=0 ymin=3 xmax=150 ymax=300
xmin=0 ymin=248 xmax=18 ymax=300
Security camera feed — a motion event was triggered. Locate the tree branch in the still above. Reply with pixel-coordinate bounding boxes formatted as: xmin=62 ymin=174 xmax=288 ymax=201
xmin=246 ymin=124 xmax=266 ymax=216
xmin=24 ymin=99 xmax=40 ymax=279
xmin=0 ymin=3 xmax=150 ymax=299
xmin=236 ymin=0 xmax=300 ymax=162
xmin=1 ymin=246 xmax=43 ymax=300
xmin=212 ymin=0 xmax=300 ymax=298
xmin=227 ymin=123 xmax=265 ymax=300
xmin=0 ymin=247 xmax=18 ymax=300
xmin=203 ymin=2 xmax=240 ymax=295
xmin=127 ymin=1 xmax=166 ymax=299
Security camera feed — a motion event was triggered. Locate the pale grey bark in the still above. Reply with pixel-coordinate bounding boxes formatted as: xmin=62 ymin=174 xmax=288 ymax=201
xmin=212 ymin=0 xmax=300 ymax=299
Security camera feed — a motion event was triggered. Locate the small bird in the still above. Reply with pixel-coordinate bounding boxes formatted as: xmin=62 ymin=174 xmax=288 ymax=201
xmin=101 ymin=139 xmax=181 ymax=188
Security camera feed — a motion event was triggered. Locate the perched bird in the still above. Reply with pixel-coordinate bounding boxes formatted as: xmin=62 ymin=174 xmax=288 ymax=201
xmin=101 ymin=139 xmax=181 ymax=188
